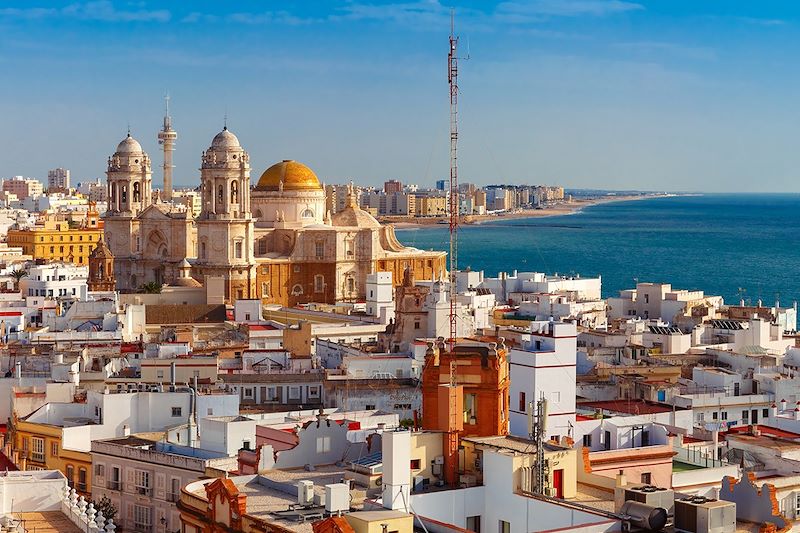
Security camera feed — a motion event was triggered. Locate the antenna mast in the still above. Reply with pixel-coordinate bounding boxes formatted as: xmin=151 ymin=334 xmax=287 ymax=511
xmin=448 ymin=10 xmax=460 ymax=350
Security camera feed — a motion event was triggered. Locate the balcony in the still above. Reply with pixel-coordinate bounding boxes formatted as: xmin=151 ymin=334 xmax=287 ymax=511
xmin=166 ymin=492 xmax=179 ymax=503
xmin=136 ymin=486 xmax=153 ymax=496
xmin=107 ymin=480 xmax=121 ymax=491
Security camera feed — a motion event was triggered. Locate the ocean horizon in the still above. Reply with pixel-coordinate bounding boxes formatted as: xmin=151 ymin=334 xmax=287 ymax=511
xmin=396 ymin=193 xmax=800 ymax=306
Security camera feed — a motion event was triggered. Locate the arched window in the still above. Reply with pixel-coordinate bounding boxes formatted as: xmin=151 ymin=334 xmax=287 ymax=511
xmin=231 ymin=181 xmax=238 ymax=204
xmin=301 ymin=209 xmax=314 ymax=218
xmin=133 ymin=182 xmax=140 ymax=202
xmin=291 ymin=284 xmax=303 ymax=296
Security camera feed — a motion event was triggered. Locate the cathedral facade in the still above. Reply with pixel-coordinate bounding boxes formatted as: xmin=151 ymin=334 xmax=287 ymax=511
xmin=103 ymin=129 xmax=446 ymax=304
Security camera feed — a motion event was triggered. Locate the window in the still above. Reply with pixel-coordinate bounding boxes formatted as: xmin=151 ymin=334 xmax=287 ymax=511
xmin=30 ymin=437 xmax=45 ymax=462
xmin=365 ymin=404 xmax=376 ymax=410
xmin=722 ymin=412 xmax=728 ymax=420
xmin=169 ymin=478 xmax=180 ymax=502
xmin=261 ymin=282 xmax=270 ymax=298
xmin=316 ymin=436 xmax=331 ymax=453
xmin=314 ymin=275 xmax=324 ymax=293
xmin=110 ymin=466 xmax=121 ymax=490
xmin=499 ymin=520 xmax=510 ymax=533
xmin=763 ymin=408 xmax=770 ymax=418
xmin=712 ymin=412 xmax=718 ymax=420
xmin=308 ymin=386 xmax=320 ymax=399
xmin=243 ymin=440 xmax=251 ymax=450
xmin=95 ymin=464 xmax=105 ymax=478
xmin=156 ymin=370 xmax=164 ymax=379
xmin=641 ymin=472 xmax=652 ymax=484
xmin=288 ymin=386 xmax=300 ymax=400
xmin=171 ymin=407 xmax=182 ymax=417
xmin=742 ymin=410 xmax=749 ymax=422
xmin=519 ymin=392 xmax=526 ymax=412
xmin=135 ymin=469 xmax=151 ymax=493
xmin=410 ymin=459 xmax=421 ymax=469
xmin=347 ymin=277 xmax=355 ymax=293
xmin=414 ymin=320 xmax=420 ymax=330
xmin=583 ymin=434 xmax=592 ymax=447
xmin=244 ymin=388 xmax=253 ymax=398
xmin=134 ymin=504 xmax=152 ymax=530
xmin=235 ymin=241 xmax=243 ymax=259
xmin=50 ymin=441 xmax=58 ymax=457
xmin=66 ymin=465 xmax=74 ymax=488
xmin=78 ymin=468 xmax=87 ymax=492
xmin=551 ymin=391 xmax=561 ymax=403
xmin=207 ymin=408 xmax=213 ymax=416
xmin=464 ymin=394 xmax=477 ymax=424
xmin=315 ymin=241 xmax=324 ymax=259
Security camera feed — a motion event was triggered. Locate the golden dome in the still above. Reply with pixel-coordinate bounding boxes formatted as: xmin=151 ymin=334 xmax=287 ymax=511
xmin=255 ymin=160 xmax=321 ymax=191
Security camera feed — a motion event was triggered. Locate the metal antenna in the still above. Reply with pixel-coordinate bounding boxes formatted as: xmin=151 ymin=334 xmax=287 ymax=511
xmin=448 ymin=9 xmax=460 ymax=351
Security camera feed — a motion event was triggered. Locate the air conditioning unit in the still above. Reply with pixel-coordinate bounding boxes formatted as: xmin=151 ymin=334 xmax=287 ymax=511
xmin=325 ymin=483 xmax=350 ymax=514
xmin=297 ymin=480 xmax=314 ymax=506
xmin=616 ymin=485 xmax=675 ymax=515
xmin=674 ymin=496 xmax=735 ymax=533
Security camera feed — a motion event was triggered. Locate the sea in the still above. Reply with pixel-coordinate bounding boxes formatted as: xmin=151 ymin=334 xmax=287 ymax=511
xmin=395 ymin=194 xmax=800 ymax=306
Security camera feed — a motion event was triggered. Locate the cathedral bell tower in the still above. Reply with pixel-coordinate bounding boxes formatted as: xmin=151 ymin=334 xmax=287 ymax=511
xmin=194 ymin=127 xmax=255 ymax=302
xmin=88 ymin=238 xmax=116 ymax=292
xmin=106 ymin=133 xmax=152 ymax=216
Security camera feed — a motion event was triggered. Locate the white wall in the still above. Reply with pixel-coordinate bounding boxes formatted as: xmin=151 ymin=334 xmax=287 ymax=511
xmin=0 ymin=470 xmax=67 ymax=513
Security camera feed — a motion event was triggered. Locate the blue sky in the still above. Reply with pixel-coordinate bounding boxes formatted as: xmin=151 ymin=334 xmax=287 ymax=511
xmin=1 ymin=1 xmax=800 ymax=192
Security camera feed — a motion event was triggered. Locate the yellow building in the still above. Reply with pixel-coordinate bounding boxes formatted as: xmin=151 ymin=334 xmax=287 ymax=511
xmin=416 ymin=195 xmax=447 ymax=217
xmin=12 ymin=414 xmax=92 ymax=496
xmin=7 ymin=210 xmax=102 ymax=266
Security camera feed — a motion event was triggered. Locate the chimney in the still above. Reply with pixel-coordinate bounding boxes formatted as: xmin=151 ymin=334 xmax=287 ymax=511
xmin=170 ymin=361 xmax=177 ymax=391
xmin=615 ymin=470 xmax=627 ymax=487
xmin=781 ymin=399 xmax=787 ymax=412
xmin=123 ymin=424 xmax=130 ymax=436
xmin=794 ymin=403 xmax=800 ymax=421
xmin=14 ymin=362 xmax=21 ymax=379
xmin=382 ymin=430 xmax=411 ymax=511
xmin=770 ymin=403 xmax=778 ymax=418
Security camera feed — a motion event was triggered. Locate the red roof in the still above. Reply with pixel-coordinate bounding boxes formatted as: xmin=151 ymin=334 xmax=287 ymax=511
xmin=723 ymin=424 xmax=800 ymax=440
xmin=247 ymin=324 xmax=278 ymax=331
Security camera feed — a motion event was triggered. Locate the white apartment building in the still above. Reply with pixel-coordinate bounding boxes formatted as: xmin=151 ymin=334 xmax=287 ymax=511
xmin=47 ymin=168 xmax=70 ymax=190
xmin=23 ymin=389 xmax=240 ymax=454
xmin=608 ymin=282 xmax=723 ymax=324
xmin=20 ymin=263 xmax=89 ymax=300
xmin=505 ymin=320 xmax=578 ymax=441
xmin=460 ymin=270 xmax=602 ymax=306
xmin=91 ymin=436 xmax=235 ymax=533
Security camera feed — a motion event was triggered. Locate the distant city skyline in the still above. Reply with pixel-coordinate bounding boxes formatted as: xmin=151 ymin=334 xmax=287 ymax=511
xmin=2 ymin=1 xmax=800 ymax=192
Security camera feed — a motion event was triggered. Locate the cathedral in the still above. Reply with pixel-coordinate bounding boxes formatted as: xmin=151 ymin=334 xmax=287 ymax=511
xmin=102 ymin=128 xmax=446 ymax=305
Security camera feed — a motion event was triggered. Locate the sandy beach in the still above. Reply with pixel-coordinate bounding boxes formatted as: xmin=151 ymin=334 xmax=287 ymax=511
xmin=382 ymin=193 xmax=675 ymax=229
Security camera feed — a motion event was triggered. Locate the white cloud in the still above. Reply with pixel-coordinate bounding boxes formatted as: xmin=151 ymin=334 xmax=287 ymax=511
xmin=496 ymin=0 xmax=644 ymax=18
xmin=0 ymin=1 xmax=170 ymax=23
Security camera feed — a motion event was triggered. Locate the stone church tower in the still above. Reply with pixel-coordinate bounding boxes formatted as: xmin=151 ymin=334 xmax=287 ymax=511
xmin=88 ymin=238 xmax=116 ymax=292
xmin=194 ymin=128 xmax=255 ymax=300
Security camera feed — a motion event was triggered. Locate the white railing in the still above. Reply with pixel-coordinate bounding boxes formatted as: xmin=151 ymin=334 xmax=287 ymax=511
xmin=60 ymin=486 xmax=117 ymax=533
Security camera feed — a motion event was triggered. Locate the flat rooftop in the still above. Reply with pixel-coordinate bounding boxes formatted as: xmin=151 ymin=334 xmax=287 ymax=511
xmin=15 ymin=512 xmax=83 ymax=533
xmin=186 ymin=467 xmax=368 ymax=533
xmin=579 ymin=399 xmax=685 ymax=415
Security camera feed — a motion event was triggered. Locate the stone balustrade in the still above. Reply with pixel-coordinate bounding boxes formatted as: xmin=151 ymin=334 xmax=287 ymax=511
xmin=60 ymin=485 xmax=117 ymax=533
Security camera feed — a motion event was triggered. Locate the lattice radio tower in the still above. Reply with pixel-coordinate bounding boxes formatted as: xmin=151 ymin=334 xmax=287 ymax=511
xmin=448 ymin=11 xmax=460 ymax=350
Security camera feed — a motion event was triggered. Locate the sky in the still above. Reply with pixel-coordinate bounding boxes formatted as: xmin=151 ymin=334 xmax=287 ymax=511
xmin=1 ymin=1 xmax=800 ymax=192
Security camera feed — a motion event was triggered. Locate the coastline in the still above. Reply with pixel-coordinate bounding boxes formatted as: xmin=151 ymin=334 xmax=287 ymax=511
xmin=385 ymin=193 xmax=679 ymax=229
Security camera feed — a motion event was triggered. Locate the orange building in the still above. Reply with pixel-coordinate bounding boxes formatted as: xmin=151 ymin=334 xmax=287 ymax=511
xmin=421 ymin=338 xmax=510 ymax=484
